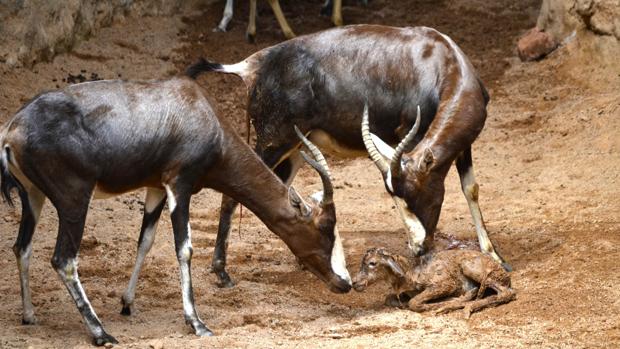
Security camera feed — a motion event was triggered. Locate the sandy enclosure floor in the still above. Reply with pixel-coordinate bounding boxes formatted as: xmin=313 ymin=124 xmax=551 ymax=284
xmin=0 ymin=0 xmax=619 ymax=348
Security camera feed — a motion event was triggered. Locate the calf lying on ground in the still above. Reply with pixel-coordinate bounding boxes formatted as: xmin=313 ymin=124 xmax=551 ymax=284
xmin=352 ymin=248 xmax=515 ymax=317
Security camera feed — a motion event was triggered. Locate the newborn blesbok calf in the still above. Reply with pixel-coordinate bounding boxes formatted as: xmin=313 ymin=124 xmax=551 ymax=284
xmin=353 ymin=248 xmax=515 ymax=317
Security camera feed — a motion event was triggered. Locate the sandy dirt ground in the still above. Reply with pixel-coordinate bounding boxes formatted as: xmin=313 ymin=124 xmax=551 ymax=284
xmin=0 ymin=0 xmax=619 ymax=348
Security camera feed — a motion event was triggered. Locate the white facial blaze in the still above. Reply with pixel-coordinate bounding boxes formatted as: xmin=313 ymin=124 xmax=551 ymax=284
xmin=331 ymin=227 xmax=351 ymax=284
xmin=310 ymin=190 xmax=324 ymax=204
xmin=392 ymin=196 xmax=426 ymax=256
xmin=384 ymin=170 xmax=394 ymax=193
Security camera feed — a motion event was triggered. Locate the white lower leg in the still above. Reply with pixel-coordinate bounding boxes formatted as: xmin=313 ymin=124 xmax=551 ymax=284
xmin=461 ymin=168 xmax=501 ymax=262
xmin=177 ymin=224 xmax=209 ymax=335
xmin=17 ymin=190 xmax=45 ymax=323
xmin=122 ymin=189 xmax=164 ymax=309
xmin=18 ymin=244 xmax=35 ymax=322
xmin=217 ymin=0 xmax=234 ymax=31
xmin=122 ymin=223 xmax=157 ymax=308
xmin=56 ymin=258 xmax=106 ymax=338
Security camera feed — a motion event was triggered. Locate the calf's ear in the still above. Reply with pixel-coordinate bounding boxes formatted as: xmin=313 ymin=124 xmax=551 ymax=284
xmin=386 ymin=257 xmax=406 ymax=278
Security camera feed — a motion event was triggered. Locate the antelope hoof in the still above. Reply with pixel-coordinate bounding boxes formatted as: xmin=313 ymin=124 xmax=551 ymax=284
xmin=120 ymin=305 xmax=131 ymax=316
xmin=213 ymin=25 xmax=227 ymax=33
xmin=120 ymin=297 xmax=132 ymax=316
xmin=488 ymin=249 xmax=512 ymax=272
xmin=384 ymin=294 xmax=402 ymax=308
xmin=93 ymin=332 xmax=118 ymax=346
xmin=215 ymin=272 xmax=235 ymax=288
xmin=246 ymin=32 xmax=256 ymax=44
xmin=188 ymin=320 xmax=214 ymax=337
xmin=21 ymin=316 xmax=36 ymax=325
xmin=501 ymin=261 xmax=513 ymax=272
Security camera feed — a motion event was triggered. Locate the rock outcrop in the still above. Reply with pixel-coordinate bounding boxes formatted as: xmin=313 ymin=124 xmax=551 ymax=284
xmin=0 ymin=0 xmax=202 ymax=67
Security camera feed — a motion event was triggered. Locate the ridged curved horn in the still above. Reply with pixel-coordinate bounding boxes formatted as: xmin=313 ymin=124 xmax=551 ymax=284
xmin=361 ymin=104 xmax=389 ymax=176
xmin=294 ymin=126 xmax=334 ymax=206
xmin=390 ymin=105 xmax=421 ymax=180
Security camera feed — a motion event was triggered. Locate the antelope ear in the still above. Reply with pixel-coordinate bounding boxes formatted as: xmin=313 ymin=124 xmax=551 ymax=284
xmin=417 ymin=148 xmax=435 ymax=174
xmin=370 ymin=133 xmax=396 ymax=160
xmin=288 ymin=187 xmax=312 ymax=217
xmin=386 ymin=257 xmax=406 ymax=278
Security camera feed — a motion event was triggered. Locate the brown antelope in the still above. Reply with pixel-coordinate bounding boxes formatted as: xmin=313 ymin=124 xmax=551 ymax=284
xmin=186 ymin=24 xmax=510 ymax=288
xmin=215 ymin=0 xmax=344 ymax=42
xmin=352 ymin=247 xmax=515 ymax=317
xmin=0 ymin=77 xmax=351 ymax=345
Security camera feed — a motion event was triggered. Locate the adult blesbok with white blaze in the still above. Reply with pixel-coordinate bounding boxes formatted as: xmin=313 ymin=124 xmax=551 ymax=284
xmin=0 ymin=77 xmax=351 ymax=345
xmin=186 ymin=24 xmax=511 ymax=288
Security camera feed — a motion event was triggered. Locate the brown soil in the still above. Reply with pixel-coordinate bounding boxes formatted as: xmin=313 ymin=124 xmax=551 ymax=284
xmin=1 ymin=0 xmax=619 ymax=348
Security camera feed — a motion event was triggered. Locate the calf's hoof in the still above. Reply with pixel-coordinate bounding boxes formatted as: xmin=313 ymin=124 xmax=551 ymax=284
xmin=93 ymin=333 xmax=118 ymax=346
xmin=384 ymin=294 xmax=402 ymax=308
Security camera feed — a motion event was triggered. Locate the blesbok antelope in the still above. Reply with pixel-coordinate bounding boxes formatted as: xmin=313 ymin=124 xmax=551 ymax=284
xmin=215 ymin=0 xmax=343 ymax=42
xmin=0 ymin=77 xmax=351 ymax=345
xmin=186 ymin=24 xmax=511 ymax=288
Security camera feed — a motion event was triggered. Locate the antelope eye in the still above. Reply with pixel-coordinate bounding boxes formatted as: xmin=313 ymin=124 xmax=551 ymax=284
xmin=368 ymin=261 xmax=377 ymax=268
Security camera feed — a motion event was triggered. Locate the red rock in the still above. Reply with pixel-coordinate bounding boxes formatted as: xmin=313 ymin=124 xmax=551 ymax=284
xmin=517 ymin=27 xmax=558 ymax=61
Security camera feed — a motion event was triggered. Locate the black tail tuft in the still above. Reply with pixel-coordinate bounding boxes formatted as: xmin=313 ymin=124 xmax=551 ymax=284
xmin=1 ymin=147 xmax=21 ymax=207
xmin=185 ymin=57 xmax=224 ymax=79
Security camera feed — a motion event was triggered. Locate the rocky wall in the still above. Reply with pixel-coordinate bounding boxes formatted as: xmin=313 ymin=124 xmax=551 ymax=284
xmin=0 ymin=0 xmax=203 ymax=67
xmin=537 ymin=0 xmax=620 ymax=40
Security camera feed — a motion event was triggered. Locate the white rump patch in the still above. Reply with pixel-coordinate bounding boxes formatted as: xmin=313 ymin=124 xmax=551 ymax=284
xmin=330 ymin=227 xmax=351 ymax=284
xmin=223 ymin=61 xmax=250 ymax=75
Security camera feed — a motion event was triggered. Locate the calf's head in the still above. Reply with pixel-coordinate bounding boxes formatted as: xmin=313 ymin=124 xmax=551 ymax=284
xmin=361 ymin=105 xmax=444 ymax=256
xmin=352 ymin=248 xmax=406 ymax=292
xmin=281 ymin=127 xmax=351 ymax=293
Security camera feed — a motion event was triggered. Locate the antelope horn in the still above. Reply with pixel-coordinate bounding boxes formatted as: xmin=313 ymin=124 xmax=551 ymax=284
xmin=361 ymin=104 xmax=389 ymax=176
xmin=390 ymin=105 xmax=421 ymax=181
xmin=294 ymin=126 xmax=334 ymax=206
